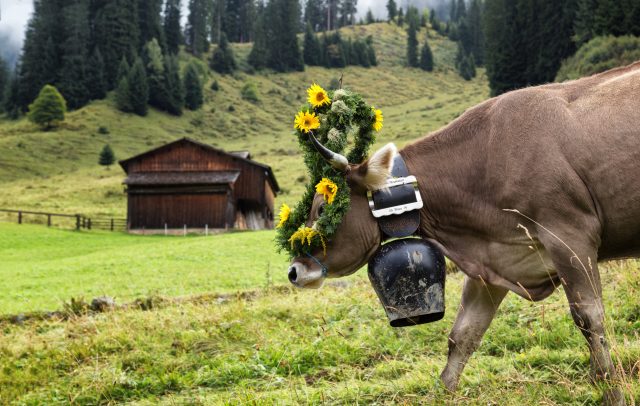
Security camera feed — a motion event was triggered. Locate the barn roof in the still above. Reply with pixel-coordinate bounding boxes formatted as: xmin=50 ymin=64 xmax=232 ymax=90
xmin=118 ymin=137 xmax=279 ymax=192
xmin=124 ymin=171 xmax=240 ymax=186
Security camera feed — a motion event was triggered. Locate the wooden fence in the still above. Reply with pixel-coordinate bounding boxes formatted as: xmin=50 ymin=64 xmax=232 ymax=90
xmin=0 ymin=209 xmax=127 ymax=232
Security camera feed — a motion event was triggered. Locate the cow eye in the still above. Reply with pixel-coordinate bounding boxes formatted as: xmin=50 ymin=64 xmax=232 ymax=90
xmin=318 ymin=203 xmax=325 ymax=217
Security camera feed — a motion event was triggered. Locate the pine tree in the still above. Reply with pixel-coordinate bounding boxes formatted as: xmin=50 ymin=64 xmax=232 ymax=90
xmin=18 ymin=0 xmax=63 ymax=111
xmin=117 ymin=57 xmax=131 ymax=84
xmin=183 ymin=62 xmax=203 ymax=110
xmin=186 ymin=0 xmax=210 ymax=56
xmin=93 ymin=0 xmax=140 ymax=85
xmin=420 ymin=36 xmax=435 ymax=71
xmin=366 ymin=9 xmax=375 ymax=24
xmin=86 ymin=48 xmax=107 ymax=100
xmin=58 ymin=0 xmax=91 ymax=110
xmin=339 ymin=0 xmax=358 ymax=27
xmin=264 ymin=0 xmax=304 ymax=72
xmin=387 ymin=0 xmax=397 ymax=22
xmin=398 ymin=7 xmax=404 ymax=26
xmin=28 ymin=84 xmax=67 ymax=130
xmin=303 ymin=22 xmax=322 ymax=66
xmin=248 ymin=7 xmax=269 ymax=69
xmin=466 ymin=0 xmax=484 ymax=65
xmin=406 ymin=6 xmax=421 ymax=30
xmin=456 ymin=0 xmax=467 ymax=21
xmin=0 ymin=57 xmax=8 ymax=111
xmin=304 ymin=0 xmax=324 ymax=32
xmin=138 ymin=0 xmax=165 ymax=49
xmin=574 ymin=0 xmax=597 ymax=45
xmin=164 ymin=0 xmax=183 ymax=54
xmin=366 ymin=35 xmax=378 ymax=66
xmin=116 ymin=76 xmax=133 ymax=113
xmin=163 ymin=55 xmax=184 ymax=115
xmin=99 ymin=144 xmax=116 ymax=168
xmin=407 ymin=21 xmax=419 ymax=67
xmin=127 ymin=58 xmax=149 ymax=116
xmin=3 ymin=74 xmax=21 ymax=119
xmin=210 ymin=33 xmax=237 ymax=74
xmin=144 ymin=39 xmax=170 ymax=111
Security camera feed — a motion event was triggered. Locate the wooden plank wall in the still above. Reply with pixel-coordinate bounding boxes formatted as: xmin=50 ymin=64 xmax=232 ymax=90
xmin=129 ymin=193 xmax=231 ymax=229
xmin=127 ymin=143 xmax=268 ymax=205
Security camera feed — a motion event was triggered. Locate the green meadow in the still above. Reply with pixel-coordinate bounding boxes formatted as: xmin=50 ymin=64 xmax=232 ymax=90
xmin=1 ymin=22 xmax=638 ymax=404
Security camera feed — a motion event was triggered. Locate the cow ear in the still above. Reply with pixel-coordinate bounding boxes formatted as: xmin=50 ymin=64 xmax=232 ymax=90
xmin=348 ymin=143 xmax=397 ymax=191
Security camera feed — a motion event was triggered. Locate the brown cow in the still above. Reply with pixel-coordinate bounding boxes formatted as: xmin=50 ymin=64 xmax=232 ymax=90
xmin=287 ymin=62 xmax=640 ymax=404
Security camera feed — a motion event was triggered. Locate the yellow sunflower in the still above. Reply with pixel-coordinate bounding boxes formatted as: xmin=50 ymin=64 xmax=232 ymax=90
xmin=307 ymin=83 xmax=331 ymax=108
xmin=372 ymin=107 xmax=383 ymax=131
xmin=276 ymin=203 xmax=291 ymax=228
xmin=315 ymin=178 xmax=338 ymax=205
xmin=294 ymin=111 xmax=320 ymax=133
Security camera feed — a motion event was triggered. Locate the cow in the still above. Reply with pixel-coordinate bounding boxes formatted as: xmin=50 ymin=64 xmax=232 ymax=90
xmin=286 ymin=62 xmax=640 ymax=404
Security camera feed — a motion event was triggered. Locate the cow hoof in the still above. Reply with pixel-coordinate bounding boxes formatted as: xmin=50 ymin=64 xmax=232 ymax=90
xmin=439 ymin=370 xmax=458 ymax=393
xmin=603 ymin=388 xmax=625 ymax=406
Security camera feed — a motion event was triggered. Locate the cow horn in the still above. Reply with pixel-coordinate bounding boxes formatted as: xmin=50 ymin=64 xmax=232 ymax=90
xmin=308 ymin=131 xmax=349 ymax=172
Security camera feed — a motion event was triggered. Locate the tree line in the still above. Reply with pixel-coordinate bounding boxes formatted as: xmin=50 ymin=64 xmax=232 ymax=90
xmin=485 ymin=0 xmax=640 ymax=95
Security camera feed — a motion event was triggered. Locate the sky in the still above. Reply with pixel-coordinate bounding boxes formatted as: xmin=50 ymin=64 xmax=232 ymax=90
xmin=0 ymin=0 xmax=450 ymax=68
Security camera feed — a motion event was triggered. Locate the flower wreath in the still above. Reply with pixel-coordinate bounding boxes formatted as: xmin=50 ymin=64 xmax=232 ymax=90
xmin=275 ymin=83 xmax=383 ymax=258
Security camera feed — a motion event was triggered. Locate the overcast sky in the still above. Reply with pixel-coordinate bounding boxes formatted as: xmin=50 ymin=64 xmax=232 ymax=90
xmin=0 ymin=0 xmax=448 ymax=67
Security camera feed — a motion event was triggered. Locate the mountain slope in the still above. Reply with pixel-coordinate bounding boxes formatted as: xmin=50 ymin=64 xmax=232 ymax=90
xmin=0 ymin=23 xmax=489 ymax=217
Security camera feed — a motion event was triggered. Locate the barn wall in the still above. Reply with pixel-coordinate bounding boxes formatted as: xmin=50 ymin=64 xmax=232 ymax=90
xmin=127 ymin=142 xmax=271 ymax=205
xmin=128 ymin=192 xmax=232 ymax=229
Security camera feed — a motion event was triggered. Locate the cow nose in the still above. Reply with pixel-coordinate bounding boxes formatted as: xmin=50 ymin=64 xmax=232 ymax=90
xmin=288 ymin=266 xmax=297 ymax=283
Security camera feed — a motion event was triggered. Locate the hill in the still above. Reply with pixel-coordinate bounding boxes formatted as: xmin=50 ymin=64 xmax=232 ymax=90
xmin=0 ymin=23 xmax=489 ymax=217
xmin=556 ymin=35 xmax=640 ymax=82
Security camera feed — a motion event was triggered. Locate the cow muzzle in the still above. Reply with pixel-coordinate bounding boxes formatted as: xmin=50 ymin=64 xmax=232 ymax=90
xmin=288 ymin=260 xmax=326 ymax=289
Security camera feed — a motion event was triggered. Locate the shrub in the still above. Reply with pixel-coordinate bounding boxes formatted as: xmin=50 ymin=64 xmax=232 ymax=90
xmin=99 ymin=144 xmax=116 ymax=168
xmin=98 ymin=126 xmax=110 ymax=135
xmin=241 ymin=82 xmax=259 ymax=102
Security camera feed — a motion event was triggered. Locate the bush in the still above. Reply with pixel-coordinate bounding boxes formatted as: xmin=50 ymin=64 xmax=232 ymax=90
xmin=210 ymin=80 xmax=220 ymax=91
xmin=98 ymin=144 xmax=116 ymax=168
xmin=556 ymin=35 xmax=640 ymax=82
xmin=98 ymin=126 xmax=109 ymax=134
xmin=241 ymin=82 xmax=259 ymax=102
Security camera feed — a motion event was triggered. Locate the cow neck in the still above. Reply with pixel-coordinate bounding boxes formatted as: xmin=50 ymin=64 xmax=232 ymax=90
xmin=369 ymin=154 xmax=422 ymax=241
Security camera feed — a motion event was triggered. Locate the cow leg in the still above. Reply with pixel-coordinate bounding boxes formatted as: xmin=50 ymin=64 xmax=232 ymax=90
xmin=440 ymin=276 xmax=508 ymax=391
xmin=540 ymin=236 xmax=625 ymax=406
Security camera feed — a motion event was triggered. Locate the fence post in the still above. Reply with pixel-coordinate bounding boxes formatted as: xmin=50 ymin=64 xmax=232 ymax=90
xmin=88 ymin=218 xmax=92 ymax=230
xmin=47 ymin=214 xmax=51 ymax=227
xmin=18 ymin=211 xmax=22 ymax=224
xmin=164 ymin=223 xmax=167 ymax=236
xmin=110 ymin=218 xmax=114 ymax=231
xmin=76 ymin=215 xmax=80 ymax=230
xmin=205 ymin=224 xmax=208 ymax=236
xmin=184 ymin=225 xmax=186 ymax=236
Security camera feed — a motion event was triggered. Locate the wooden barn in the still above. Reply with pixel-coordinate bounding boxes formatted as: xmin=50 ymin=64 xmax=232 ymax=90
xmin=119 ymin=138 xmax=279 ymax=231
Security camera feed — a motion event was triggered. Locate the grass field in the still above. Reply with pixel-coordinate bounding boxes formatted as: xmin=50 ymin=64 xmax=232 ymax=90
xmin=1 ymin=254 xmax=639 ymax=404
xmin=0 ymin=223 xmax=288 ymax=314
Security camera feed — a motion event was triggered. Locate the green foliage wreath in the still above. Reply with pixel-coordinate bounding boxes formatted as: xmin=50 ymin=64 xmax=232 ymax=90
xmin=275 ymin=84 xmax=383 ymax=258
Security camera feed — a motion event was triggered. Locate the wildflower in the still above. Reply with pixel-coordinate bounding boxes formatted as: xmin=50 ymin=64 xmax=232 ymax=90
xmin=307 ymin=83 xmax=331 ymax=108
xmin=315 ymin=178 xmax=338 ymax=204
xmin=276 ymin=204 xmax=291 ymax=228
xmin=372 ymin=107 xmax=383 ymax=131
xmin=294 ymin=111 xmax=320 ymax=133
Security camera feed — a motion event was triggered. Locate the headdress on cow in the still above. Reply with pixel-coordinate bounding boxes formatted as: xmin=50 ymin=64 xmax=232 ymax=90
xmin=275 ymin=83 xmax=383 ymax=258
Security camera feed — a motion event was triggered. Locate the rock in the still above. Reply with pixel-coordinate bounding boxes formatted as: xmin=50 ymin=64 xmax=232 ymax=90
xmin=90 ymin=296 xmax=116 ymax=312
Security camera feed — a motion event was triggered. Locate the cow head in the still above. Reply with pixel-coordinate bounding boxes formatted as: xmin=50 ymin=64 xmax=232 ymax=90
xmin=287 ymin=142 xmax=398 ymax=288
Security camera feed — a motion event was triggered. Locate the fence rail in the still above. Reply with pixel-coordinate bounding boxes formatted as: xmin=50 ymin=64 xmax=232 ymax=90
xmin=0 ymin=209 xmax=127 ymax=232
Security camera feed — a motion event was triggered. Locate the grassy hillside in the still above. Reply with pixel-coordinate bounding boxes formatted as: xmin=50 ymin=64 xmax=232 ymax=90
xmin=1 ymin=257 xmax=639 ymax=404
xmin=0 ymin=23 xmax=489 ymax=218
xmin=556 ymin=35 xmax=640 ymax=82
